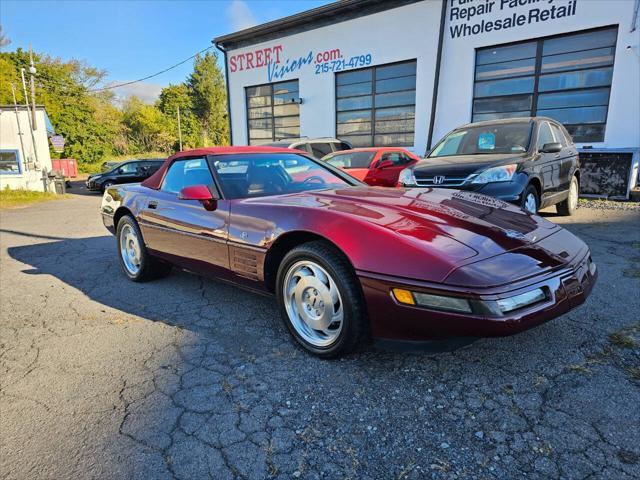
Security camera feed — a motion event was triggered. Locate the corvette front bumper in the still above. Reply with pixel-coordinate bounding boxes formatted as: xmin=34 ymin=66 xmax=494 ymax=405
xmin=357 ymin=250 xmax=597 ymax=342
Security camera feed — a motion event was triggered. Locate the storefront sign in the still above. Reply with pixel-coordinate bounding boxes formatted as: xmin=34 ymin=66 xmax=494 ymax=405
xmin=449 ymin=0 xmax=579 ymax=39
xmin=230 ymin=45 xmax=373 ymax=82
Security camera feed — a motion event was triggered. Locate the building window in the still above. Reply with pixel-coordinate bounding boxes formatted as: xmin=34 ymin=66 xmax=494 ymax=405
xmin=336 ymin=60 xmax=416 ymax=147
xmin=246 ymin=80 xmax=300 ymax=145
xmin=473 ymin=26 xmax=617 ymax=143
xmin=0 ymin=150 xmax=21 ymax=175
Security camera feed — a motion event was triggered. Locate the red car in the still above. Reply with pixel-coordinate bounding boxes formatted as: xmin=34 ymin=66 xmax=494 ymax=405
xmin=101 ymin=146 xmax=597 ymax=357
xmin=322 ymin=147 xmax=419 ymax=187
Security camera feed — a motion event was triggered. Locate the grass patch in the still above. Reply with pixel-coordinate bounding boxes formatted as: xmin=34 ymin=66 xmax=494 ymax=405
xmin=567 ymin=364 xmax=590 ymax=374
xmin=609 ymin=323 xmax=640 ymax=349
xmin=623 ymin=269 xmax=640 ymax=279
xmin=626 ymin=367 xmax=640 ymax=381
xmin=0 ymin=188 xmax=69 ymax=209
xmin=609 ymin=331 xmax=639 ymax=348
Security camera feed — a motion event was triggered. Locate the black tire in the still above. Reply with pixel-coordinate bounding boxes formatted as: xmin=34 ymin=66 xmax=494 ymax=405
xmin=521 ymin=184 xmax=539 ymax=214
xmin=101 ymin=181 xmax=114 ymax=193
xmin=116 ymin=215 xmax=172 ymax=282
xmin=557 ymin=175 xmax=579 ymax=216
xmin=276 ymin=241 xmax=367 ymax=358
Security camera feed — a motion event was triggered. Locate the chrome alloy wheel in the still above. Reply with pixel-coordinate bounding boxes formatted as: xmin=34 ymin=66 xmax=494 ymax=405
xmin=283 ymin=260 xmax=344 ymax=347
xmin=569 ymin=178 xmax=579 ymax=211
xmin=119 ymin=224 xmax=142 ymax=275
xmin=524 ymin=192 xmax=537 ymax=214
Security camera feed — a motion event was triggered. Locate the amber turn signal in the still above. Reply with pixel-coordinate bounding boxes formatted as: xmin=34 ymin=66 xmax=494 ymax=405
xmin=392 ymin=288 xmax=415 ymax=305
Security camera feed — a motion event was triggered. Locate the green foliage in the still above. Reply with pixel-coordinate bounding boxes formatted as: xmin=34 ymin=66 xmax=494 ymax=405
xmin=187 ymin=51 xmax=230 ymax=146
xmin=157 ymin=84 xmax=200 ymax=149
xmin=0 ymin=47 xmax=230 ymax=167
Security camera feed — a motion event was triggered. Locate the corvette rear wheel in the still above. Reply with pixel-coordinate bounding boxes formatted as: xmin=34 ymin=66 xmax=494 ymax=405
xmin=276 ymin=241 xmax=367 ymax=358
xmin=116 ymin=215 xmax=172 ymax=282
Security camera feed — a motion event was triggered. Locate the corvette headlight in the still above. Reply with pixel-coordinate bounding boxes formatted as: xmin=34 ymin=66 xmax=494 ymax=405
xmin=495 ymin=288 xmax=546 ymax=313
xmin=392 ymin=288 xmax=472 ymax=313
xmin=398 ymin=168 xmax=416 ymax=186
xmin=471 ymin=164 xmax=517 ymax=184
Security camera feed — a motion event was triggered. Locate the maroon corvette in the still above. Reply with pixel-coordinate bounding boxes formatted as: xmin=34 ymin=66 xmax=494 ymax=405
xmin=100 ymin=146 xmax=597 ymax=357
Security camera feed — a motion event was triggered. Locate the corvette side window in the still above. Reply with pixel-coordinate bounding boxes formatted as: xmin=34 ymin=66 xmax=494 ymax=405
xmin=161 ymin=158 xmax=215 ymax=195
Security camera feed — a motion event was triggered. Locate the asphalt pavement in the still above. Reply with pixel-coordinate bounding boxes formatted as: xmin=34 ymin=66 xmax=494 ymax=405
xmin=1 ymin=187 xmax=639 ymax=480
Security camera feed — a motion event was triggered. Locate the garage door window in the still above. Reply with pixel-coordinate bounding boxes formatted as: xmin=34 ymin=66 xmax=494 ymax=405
xmin=473 ymin=26 xmax=617 ymax=143
xmin=246 ymin=80 xmax=300 ymax=145
xmin=336 ymin=60 xmax=416 ymax=147
xmin=0 ymin=150 xmax=21 ymax=174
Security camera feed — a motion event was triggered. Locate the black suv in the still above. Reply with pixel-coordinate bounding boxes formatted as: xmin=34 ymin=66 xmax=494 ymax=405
xmin=265 ymin=138 xmax=352 ymax=159
xmin=86 ymin=159 xmax=164 ymax=193
xmin=398 ymin=117 xmax=579 ymax=215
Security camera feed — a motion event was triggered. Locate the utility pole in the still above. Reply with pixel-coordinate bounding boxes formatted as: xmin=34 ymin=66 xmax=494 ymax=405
xmin=20 ymin=67 xmax=40 ymax=168
xmin=29 ymin=45 xmax=37 ymax=130
xmin=10 ymin=83 xmax=28 ymax=172
xmin=177 ymin=105 xmax=183 ymax=151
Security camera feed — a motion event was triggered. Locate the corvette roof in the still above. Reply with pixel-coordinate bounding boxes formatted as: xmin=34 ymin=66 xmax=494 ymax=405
xmin=141 ymin=146 xmax=305 ymax=190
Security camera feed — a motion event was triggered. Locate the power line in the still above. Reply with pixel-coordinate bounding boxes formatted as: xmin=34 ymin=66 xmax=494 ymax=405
xmin=88 ymin=45 xmax=215 ymax=93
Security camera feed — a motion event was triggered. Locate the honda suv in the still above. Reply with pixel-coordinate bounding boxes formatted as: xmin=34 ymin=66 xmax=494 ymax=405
xmin=398 ymin=117 xmax=580 ymax=215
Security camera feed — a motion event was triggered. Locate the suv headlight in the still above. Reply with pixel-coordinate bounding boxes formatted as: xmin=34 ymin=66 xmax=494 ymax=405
xmin=398 ymin=168 xmax=416 ymax=186
xmin=471 ymin=164 xmax=517 ymax=184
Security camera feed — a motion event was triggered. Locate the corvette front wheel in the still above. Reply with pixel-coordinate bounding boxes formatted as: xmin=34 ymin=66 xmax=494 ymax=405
xmin=276 ymin=241 xmax=367 ymax=358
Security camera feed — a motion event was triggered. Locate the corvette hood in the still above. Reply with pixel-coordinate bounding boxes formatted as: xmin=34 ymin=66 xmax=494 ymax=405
xmin=309 ymin=186 xmax=557 ymax=256
xmin=246 ymin=186 xmax=571 ymax=284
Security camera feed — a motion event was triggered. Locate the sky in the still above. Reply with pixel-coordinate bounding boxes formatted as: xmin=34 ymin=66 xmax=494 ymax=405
xmin=1 ymin=0 xmax=329 ymax=102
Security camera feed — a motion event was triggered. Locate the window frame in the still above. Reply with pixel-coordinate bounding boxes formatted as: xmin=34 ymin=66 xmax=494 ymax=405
xmin=0 ymin=149 xmax=22 ymax=175
xmin=245 ymin=80 xmax=300 ymax=145
xmin=472 ymin=25 xmax=618 ymax=143
xmin=160 ymin=157 xmax=218 ymax=196
xmin=335 ymin=59 xmax=417 ymax=148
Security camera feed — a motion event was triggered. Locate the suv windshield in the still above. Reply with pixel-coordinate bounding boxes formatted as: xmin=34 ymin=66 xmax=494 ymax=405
xmin=430 ymin=123 xmax=532 ymax=157
xmin=211 ymin=153 xmax=351 ymax=199
xmin=324 ymin=151 xmax=375 ymax=169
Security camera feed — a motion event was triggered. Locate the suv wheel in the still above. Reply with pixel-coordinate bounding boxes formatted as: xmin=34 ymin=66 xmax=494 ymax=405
xmin=521 ymin=184 xmax=539 ymax=214
xmin=276 ymin=241 xmax=367 ymax=358
xmin=557 ymin=175 xmax=579 ymax=216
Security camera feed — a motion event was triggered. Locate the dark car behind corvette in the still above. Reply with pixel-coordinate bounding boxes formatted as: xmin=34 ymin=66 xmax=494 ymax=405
xmin=87 ymin=158 xmax=164 ymax=192
xmin=398 ymin=117 xmax=580 ymax=215
xmin=100 ymin=146 xmax=596 ymax=357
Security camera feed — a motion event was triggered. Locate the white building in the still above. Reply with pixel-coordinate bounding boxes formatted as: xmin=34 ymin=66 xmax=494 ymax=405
xmin=215 ymin=0 xmax=640 ymax=198
xmin=0 ymin=105 xmax=55 ymax=192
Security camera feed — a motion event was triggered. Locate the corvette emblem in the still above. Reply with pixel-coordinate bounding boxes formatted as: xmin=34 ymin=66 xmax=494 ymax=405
xmin=505 ymin=229 xmax=526 ymax=240
xmin=433 ymin=175 xmax=445 ymax=185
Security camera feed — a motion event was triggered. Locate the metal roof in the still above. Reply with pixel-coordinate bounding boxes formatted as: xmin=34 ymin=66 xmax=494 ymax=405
xmin=214 ymin=0 xmax=423 ymax=50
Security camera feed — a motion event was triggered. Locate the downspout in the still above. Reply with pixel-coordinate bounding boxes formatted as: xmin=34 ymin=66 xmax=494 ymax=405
xmin=214 ymin=41 xmax=234 ymax=146
xmin=426 ymin=0 xmax=448 ymax=155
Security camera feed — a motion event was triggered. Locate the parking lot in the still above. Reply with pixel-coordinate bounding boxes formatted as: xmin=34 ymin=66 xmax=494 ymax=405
xmin=1 ymin=188 xmax=639 ymax=480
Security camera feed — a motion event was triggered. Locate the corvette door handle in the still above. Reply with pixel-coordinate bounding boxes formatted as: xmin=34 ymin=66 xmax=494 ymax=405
xmin=148 ymin=201 xmax=158 ymax=209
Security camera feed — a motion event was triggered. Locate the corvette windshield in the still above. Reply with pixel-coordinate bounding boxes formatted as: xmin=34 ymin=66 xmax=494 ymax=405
xmin=430 ymin=123 xmax=532 ymax=157
xmin=211 ymin=153 xmax=351 ymax=199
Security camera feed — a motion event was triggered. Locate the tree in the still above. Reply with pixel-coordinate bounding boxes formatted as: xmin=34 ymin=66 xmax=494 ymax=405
xmin=122 ymin=97 xmax=173 ymax=153
xmin=157 ymin=84 xmax=200 ymax=149
xmin=0 ymin=26 xmax=10 ymax=48
xmin=187 ymin=51 xmax=229 ymax=146
xmin=0 ymin=49 xmax=129 ymax=163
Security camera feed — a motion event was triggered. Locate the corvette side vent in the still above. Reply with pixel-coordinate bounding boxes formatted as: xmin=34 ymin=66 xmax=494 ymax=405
xmin=232 ymin=248 xmax=259 ymax=279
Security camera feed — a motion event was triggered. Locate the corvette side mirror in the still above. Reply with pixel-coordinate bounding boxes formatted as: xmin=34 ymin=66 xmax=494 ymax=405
xmin=377 ymin=159 xmax=394 ymax=169
xmin=179 ymin=184 xmax=218 ymax=211
xmin=540 ymin=142 xmax=562 ymax=153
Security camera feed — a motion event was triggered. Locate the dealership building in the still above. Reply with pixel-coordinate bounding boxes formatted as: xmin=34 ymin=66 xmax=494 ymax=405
xmin=214 ymin=0 xmax=640 ymax=198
